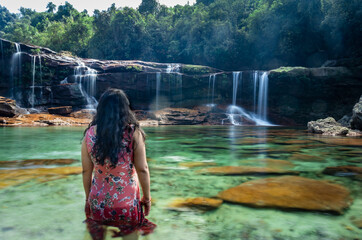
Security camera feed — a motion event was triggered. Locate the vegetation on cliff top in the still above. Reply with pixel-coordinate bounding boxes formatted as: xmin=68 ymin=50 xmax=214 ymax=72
xmin=0 ymin=0 xmax=361 ymax=70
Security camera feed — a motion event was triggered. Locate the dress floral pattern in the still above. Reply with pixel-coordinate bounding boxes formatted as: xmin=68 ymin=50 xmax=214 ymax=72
xmin=84 ymin=125 xmax=156 ymax=239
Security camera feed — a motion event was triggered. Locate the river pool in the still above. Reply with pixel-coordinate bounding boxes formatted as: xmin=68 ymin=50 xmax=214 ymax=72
xmin=0 ymin=126 xmax=361 ymax=240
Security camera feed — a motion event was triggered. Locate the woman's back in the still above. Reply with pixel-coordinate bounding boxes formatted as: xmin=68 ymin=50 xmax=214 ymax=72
xmin=85 ymin=125 xmax=145 ymax=234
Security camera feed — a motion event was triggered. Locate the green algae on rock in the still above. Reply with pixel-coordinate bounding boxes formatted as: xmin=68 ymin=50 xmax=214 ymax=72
xmin=217 ymin=176 xmax=353 ymax=214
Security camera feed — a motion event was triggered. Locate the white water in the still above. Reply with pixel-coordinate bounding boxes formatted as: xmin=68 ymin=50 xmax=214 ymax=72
xmin=155 ymin=72 xmax=161 ymax=111
xmin=10 ymin=43 xmax=22 ymax=99
xmin=232 ymin=71 xmax=241 ymax=105
xmin=207 ymin=74 xmax=217 ymax=107
xmin=257 ymin=72 xmax=269 ymax=121
xmin=74 ymin=61 xmax=98 ymax=109
xmin=31 ymin=56 xmax=36 ymax=108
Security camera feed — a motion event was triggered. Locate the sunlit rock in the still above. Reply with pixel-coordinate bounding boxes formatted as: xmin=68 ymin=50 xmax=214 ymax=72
xmin=308 ymin=117 xmax=349 ymax=136
xmin=217 ymin=176 xmax=352 ymax=214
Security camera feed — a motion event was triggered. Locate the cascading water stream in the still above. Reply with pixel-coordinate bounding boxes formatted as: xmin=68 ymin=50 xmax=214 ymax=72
xmin=10 ymin=43 xmax=22 ymax=99
xmin=155 ymin=72 xmax=161 ymax=111
xmin=31 ymin=56 xmax=36 ymax=108
xmin=257 ymin=72 xmax=269 ymax=121
xmin=74 ymin=61 xmax=98 ymax=109
xmin=0 ymin=40 xmax=4 ymax=72
xmin=207 ymin=74 xmax=217 ymax=106
xmin=226 ymin=71 xmax=274 ymax=126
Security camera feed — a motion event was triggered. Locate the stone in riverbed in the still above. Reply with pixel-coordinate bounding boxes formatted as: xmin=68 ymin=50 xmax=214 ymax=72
xmin=179 ymin=162 xmax=217 ymax=168
xmin=0 ymin=166 xmax=82 ymax=189
xmin=0 ymin=159 xmax=77 ymax=168
xmin=241 ymin=159 xmax=295 ymax=169
xmin=168 ymin=197 xmax=223 ymax=211
xmin=48 ymin=106 xmax=73 ymax=115
xmin=351 ymin=95 xmax=362 ymax=130
xmin=198 ymin=166 xmax=298 ymax=175
xmin=307 ymin=117 xmax=349 ymax=136
xmin=322 ymin=166 xmax=362 ymax=177
xmin=217 ymin=176 xmax=352 ymax=214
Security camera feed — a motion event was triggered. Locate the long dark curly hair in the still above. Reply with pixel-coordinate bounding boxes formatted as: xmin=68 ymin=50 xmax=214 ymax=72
xmin=83 ymin=88 xmax=145 ymax=167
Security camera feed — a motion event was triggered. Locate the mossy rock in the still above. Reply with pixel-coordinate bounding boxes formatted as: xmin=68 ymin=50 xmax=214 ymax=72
xmin=182 ymin=64 xmax=212 ymax=75
xmin=124 ymin=65 xmax=142 ymax=72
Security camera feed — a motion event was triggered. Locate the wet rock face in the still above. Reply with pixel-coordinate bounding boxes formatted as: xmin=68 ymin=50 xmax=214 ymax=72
xmin=351 ymin=95 xmax=362 ymax=130
xmin=0 ymin=96 xmax=27 ymax=117
xmin=48 ymin=106 xmax=72 ymax=115
xmin=307 ymin=117 xmax=349 ymax=136
xmin=217 ymin=176 xmax=352 ymax=214
xmin=51 ymin=84 xmax=87 ymax=106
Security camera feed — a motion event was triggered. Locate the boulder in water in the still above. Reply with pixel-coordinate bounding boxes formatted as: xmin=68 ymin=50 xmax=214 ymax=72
xmin=322 ymin=166 xmax=362 ymax=177
xmin=217 ymin=176 xmax=352 ymax=214
xmin=307 ymin=117 xmax=349 ymax=136
xmin=351 ymin=95 xmax=362 ymax=130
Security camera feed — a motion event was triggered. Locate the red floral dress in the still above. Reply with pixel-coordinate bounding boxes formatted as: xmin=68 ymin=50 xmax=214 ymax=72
xmin=84 ymin=125 xmax=156 ymax=239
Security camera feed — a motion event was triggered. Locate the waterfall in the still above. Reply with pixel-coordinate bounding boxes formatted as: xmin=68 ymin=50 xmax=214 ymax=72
xmin=74 ymin=61 xmax=98 ymax=109
xmin=225 ymin=71 xmax=273 ymax=126
xmin=232 ymin=71 xmax=241 ymax=106
xmin=38 ymin=54 xmax=43 ymax=98
xmin=10 ymin=43 xmax=22 ymax=99
xmin=207 ymin=74 xmax=217 ymax=106
xmin=155 ymin=72 xmax=161 ymax=111
xmin=257 ymin=72 xmax=269 ymax=121
xmin=31 ymin=56 xmax=36 ymax=108
xmin=253 ymin=71 xmax=258 ymax=113
xmin=0 ymin=40 xmax=4 ymax=72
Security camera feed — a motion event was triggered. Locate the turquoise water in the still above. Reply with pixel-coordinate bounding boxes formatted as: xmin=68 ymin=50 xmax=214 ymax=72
xmin=0 ymin=126 xmax=361 ymax=240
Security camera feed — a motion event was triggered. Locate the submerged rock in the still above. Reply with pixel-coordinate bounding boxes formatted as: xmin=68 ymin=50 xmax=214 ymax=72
xmin=217 ymin=176 xmax=352 ymax=214
xmin=179 ymin=162 xmax=217 ymax=168
xmin=307 ymin=117 xmax=349 ymax=136
xmin=351 ymin=95 xmax=362 ymax=130
xmin=322 ymin=166 xmax=362 ymax=177
xmin=241 ymin=159 xmax=295 ymax=169
xmin=0 ymin=166 xmax=82 ymax=189
xmin=0 ymin=96 xmax=28 ymax=117
xmin=168 ymin=197 xmax=223 ymax=211
xmin=0 ymin=159 xmax=77 ymax=168
xmin=199 ymin=166 xmax=298 ymax=175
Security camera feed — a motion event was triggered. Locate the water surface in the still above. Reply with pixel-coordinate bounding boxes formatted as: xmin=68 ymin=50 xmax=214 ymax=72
xmin=0 ymin=126 xmax=361 ymax=240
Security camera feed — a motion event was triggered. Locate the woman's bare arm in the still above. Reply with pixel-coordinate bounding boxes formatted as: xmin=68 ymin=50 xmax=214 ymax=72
xmin=133 ymin=129 xmax=151 ymax=215
xmin=81 ymin=138 xmax=94 ymax=201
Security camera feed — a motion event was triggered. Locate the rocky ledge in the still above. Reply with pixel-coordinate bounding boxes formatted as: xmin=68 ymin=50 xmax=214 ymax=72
xmin=307 ymin=95 xmax=362 ymax=136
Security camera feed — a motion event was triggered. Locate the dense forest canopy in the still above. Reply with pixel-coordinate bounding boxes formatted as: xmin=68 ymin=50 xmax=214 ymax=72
xmin=0 ymin=0 xmax=361 ymax=70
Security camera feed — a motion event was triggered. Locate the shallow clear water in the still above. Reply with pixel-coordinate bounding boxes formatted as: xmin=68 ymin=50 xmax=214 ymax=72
xmin=0 ymin=126 xmax=361 ymax=240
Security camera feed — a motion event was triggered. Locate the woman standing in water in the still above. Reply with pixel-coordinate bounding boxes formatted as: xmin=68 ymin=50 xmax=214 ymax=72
xmin=81 ymin=89 xmax=156 ymax=240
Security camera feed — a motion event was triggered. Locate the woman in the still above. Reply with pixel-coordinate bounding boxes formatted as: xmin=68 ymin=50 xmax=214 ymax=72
xmin=81 ymin=89 xmax=156 ymax=240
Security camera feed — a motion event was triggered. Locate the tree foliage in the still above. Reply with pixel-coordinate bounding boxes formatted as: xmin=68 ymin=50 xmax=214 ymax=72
xmin=0 ymin=0 xmax=361 ymax=69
